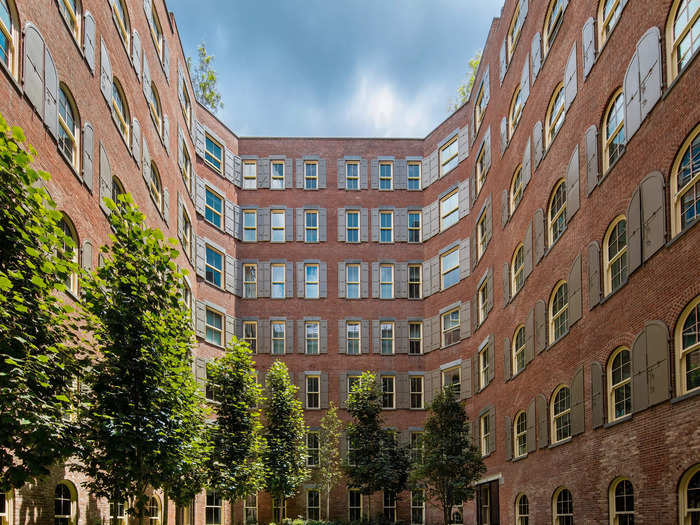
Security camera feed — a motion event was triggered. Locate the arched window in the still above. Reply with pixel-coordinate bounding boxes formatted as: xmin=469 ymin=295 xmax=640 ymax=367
xmin=603 ymin=216 xmax=627 ymax=295
xmin=543 ymin=0 xmax=566 ymax=55
xmin=552 ymin=487 xmax=573 ymax=524
xmin=551 ymin=386 xmax=571 ymax=443
xmin=670 ymin=124 xmax=700 ymax=236
xmin=549 ymin=281 xmax=568 ymax=342
xmin=676 ymin=296 xmax=700 ymax=395
xmin=667 ymin=0 xmax=700 ymax=81
xmin=1 ymin=490 xmax=14 ymax=525
xmin=59 ymin=215 xmax=79 ymax=296
xmin=508 ymin=2 xmax=524 ymax=61
xmin=515 ymin=493 xmax=529 ymax=525
xmin=149 ymin=7 xmax=164 ymax=59
xmin=514 ymin=411 xmax=527 ymax=458
xmin=603 ymin=90 xmax=625 ymax=172
xmin=149 ymin=163 xmax=162 ymax=211
xmin=607 ymin=347 xmax=631 ymax=421
xmin=511 ymin=245 xmax=525 ymax=296
xmin=112 ymin=176 xmax=125 ymax=204
xmin=545 ymin=84 xmax=565 ymax=148
xmin=599 ymin=0 xmax=623 ymax=45
xmin=148 ymin=496 xmax=161 ymax=525
xmin=58 ymin=86 xmax=80 ymax=170
xmin=149 ymin=82 xmax=162 ymax=134
xmin=474 ymin=80 xmax=487 ymax=132
xmin=510 ymin=165 xmax=524 ymax=213
xmin=108 ymin=502 xmax=126 ymax=525
xmin=513 ymin=325 xmax=526 ymax=374
xmin=54 ymin=482 xmax=76 ymax=525
xmin=609 ymin=478 xmax=634 ymax=524
xmin=112 ymin=79 xmax=130 ymax=143
xmin=509 ymin=85 xmax=524 ymax=136
xmin=0 ymin=0 xmax=18 ymax=78
xmin=679 ymin=465 xmax=700 ymax=524
xmin=548 ymin=180 xmax=567 ymax=246
xmin=58 ymin=0 xmax=81 ymax=41
xmin=111 ymin=0 xmax=130 ymax=49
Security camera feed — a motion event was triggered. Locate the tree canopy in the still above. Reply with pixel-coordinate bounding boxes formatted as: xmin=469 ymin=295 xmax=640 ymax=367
xmin=451 ymin=50 xmax=482 ymax=112
xmin=188 ymin=42 xmax=224 ymax=114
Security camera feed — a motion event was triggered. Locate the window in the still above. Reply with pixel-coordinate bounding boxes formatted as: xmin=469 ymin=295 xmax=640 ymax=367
xmin=474 ymin=81 xmax=487 ymax=131
xmin=409 ymin=265 xmax=422 ymax=299
xmin=679 ymin=465 xmax=700 ymax=525
xmin=205 ymin=135 xmax=223 ymax=173
xmin=553 ymin=487 xmax=573 ymax=525
xmin=479 ymin=345 xmax=490 ymax=389
xmin=304 ymin=161 xmax=318 ymax=189
xmin=346 ymin=264 xmax=360 ymax=299
xmin=271 ymin=264 xmax=285 ymax=298
xmin=408 ymin=211 xmax=421 ymax=242
xmin=546 ymin=84 xmax=566 ymax=147
xmin=479 ymin=413 xmax=490 ymax=455
xmin=509 ymin=86 xmax=524 ymax=136
xmin=305 ymin=264 xmax=320 ymax=298
xmin=112 ymin=80 xmax=130 ymax=142
xmin=243 ymin=210 xmax=257 ymax=242
xmin=205 ymin=308 xmax=223 ymax=346
xmin=149 ymin=83 xmax=163 ymax=134
xmin=148 ymin=6 xmax=163 ymax=59
xmin=478 ymin=485 xmax=490 ymax=525
xmin=440 ymin=137 xmax=459 ymax=175
xmin=668 ymin=0 xmax=700 ymax=79
xmin=243 ymin=264 xmax=257 ymax=298
xmin=548 ymin=180 xmax=567 ymax=246
xmin=599 ymin=0 xmax=622 ymax=44
xmin=609 ymin=478 xmax=634 ymax=525
xmin=409 ymin=322 xmax=422 ymax=354
xmin=0 ymin=0 xmax=17 ymax=76
xmin=59 ymin=216 xmax=79 ymax=296
xmin=346 ymin=210 xmax=360 ymax=243
xmin=346 ymin=161 xmax=359 ymax=189
xmin=410 ymin=376 xmax=423 ymax=409
xmin=270 ymin=210 xmax=285 ymax=242
xmin=478 ymin=279 xmax=489 ymax=325
xmin=476 ymin=144 xmax=488 ymax=192
xmin=511 ymin=245 xmax=525 ymax=295
xmin=271 ymin=321 xmax=285 ymax=355
xmin=408 ymin=162 xmax=421 ymax=189
xmin=181 ymin=139 xmax=192 ymax=189
xmin=347 ymin=376 xmax=361 ymax=401
xmin=410 ymin=432 xmax=423 ymax=464
xmin=305 ymin=321 xmax=320 ymax=354
xmin=671 ymin=124 xmax=700 ymax=235
xmin=604 ymin=216 xmax=628 ymax=294
xmin=306 ymin=490 xmax=320 ymax=521
xmin=513 ymin=326 xmax=526 ymax=374
xmin=271 ymin=161 xmax=284 ymax=189
xmin=380 ymin=265 xmax=394 ymax=299
xmin=440 ymin=191 xmax=459 ymax=230
xmin=112 ymin=176 xmax=125 ymax=203
xmin=348 ymin=490 xmax=362 ymax=522
xmin=148 ymin=497 xmax=161 ymax=525
xmin=242 ymin=161 xmax=256 ymax=189
xmin=604 ymin=91 xmax=625 ymax=171
xmin=379 ymin=162 xmax=393 ymax=189
xmin=205 ymin=491 xmax=221 ymax=525
xmin=382 ymin=376 xmax=395 ymax=408
xmin=551 ymin=386 xmax=571 ymax=443
xmin=243 ymin=321 xmax=257 ymax=353
xmin=411 ymin=490 xmax=425 ymax=525
xmin=305 ymin=210 xmax=319 ymax=242
xmin=508 ymin=1 xmax=524 ymax=60
xmin=442 ymin=366 xmax=461 ymax=395
xmin=109 ymin=501 xmax=126 ymax=525
xmin=306 ymin=375 xmax=320 ymax=409
xmin=204 ymin=188 xmax=223 ymax=228
xmin=441 ymin=248 xmax=460 ymax=289
xmin=58 ymin=0 xmax=80 ymax=40
xmin=515 ymin=494 xmax=529 ymax=525
xmin=442 ymin=309 xmax=460 ymax=346
xmin=676 ymin=297 xmax=700 ymax=395
xmin=543 ymin=0 xmax=566 ymax=55
xmin=179 ymin=71 xmax=191 ymax=128
xmin=54 ymin=483 xmax=74 ymax=525
xmin=510 ymin=166 xmax=524 ymax=213
xmin=149 ymin=163 xmax=163 ymax=211
xmin=380 ymin=211 xmax=393 ymax=243
xmin=58 ymin=87 xmax=79 ymax=169
xmin=272 ymin=499 xmax=286 ymax=524
xmin=380 ymin=322 xmax=394 ymax=355
xmin=244 ymin=494 xmax=257 ymax=525
xmin=514 ymin=411 xmax=527 ymax=458
xmin=205 ymin=246 xmax=223 ymax=287
xmin=347 ymin=322 xmax=361 ymax=354
xmin=182 ymin=281 xmax=192 ymax=312
xmin=181 ymin=208 xmax=192 ymax=256
xmin=550 ymin=281 xmax=568 ymax=342
xmin=383 ymin=492 xmax=396 ymax=523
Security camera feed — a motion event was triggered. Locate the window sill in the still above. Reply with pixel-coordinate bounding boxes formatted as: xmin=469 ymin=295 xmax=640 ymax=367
xmin=671 ymin=388 xmax=700 ymax=405
xmin=603 ymin=414 xmax=632 ymax=429
xmin=203 ymin=218 xmax=224 ymax=232
xmin=65 ymin=288 xmax=81 ymax=303
xmin=663 ymin=46 xmax=700 ymax=102
xmin=597 ymin=147 xmax=627 ymax=189
xmin=599 ymin=279 xmax=628 ymax=305
xmin=546 ymin=329 xmax=569 ymax=351
xmin=441 ymin=341 xmax=460 ymax=350
xmin=0 ymin=57 xmax=22 ymax=95
xmin=667 ymin=219 xmax=699 ymax=249
xmin=512 ymin=453 xmax=528 ymax=463
xmin=544 ymin=224 xmax=567 ymax=257
xmin=541 ymin=123 xmax=564 ymax=166
xmin=548 ymin=437 xmax=572 ymax=449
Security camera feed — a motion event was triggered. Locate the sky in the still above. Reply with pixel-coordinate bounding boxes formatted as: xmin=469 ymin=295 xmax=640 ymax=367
xmin=168 ymin=0 xmax=502 ymax=138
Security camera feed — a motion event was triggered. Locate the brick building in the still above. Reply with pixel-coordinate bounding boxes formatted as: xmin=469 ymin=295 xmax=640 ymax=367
xmin=1 ymin=0 xmax=699 ymax=523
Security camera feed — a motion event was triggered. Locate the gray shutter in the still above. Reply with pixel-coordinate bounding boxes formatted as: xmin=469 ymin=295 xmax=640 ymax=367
xmin=233 ymin=204 xmax=242 ymax=240
xmin=144 ymin=0 xmax=152 ymax=24
xmin=296 ymin=262 xmax=304 ymax=298
xmin=461 ymin=359 xmax=472 ymax=400
xmin=526 ymin=399 xmax=536 ymax=453
xmin=225 ymin=200 xmax=236 ymax=236
xmin=339 ymin=374 xmax=347 ymax=409
xmin=525 ymin=308 xmax=534 ymax=364
xmin=337 ymin=208 xmax=346 ymax=242
xmin=523 ymin=221 xmax=533 ymax=278
xmin=459 ymin=238 xmax=470 ymax=280
xmin=520 ymin=56 xmax=530 ymax=104
xmin=531 ymin=32 xmax=542 ymax=80
xmin=320 ymin=320 xmax=328 ymax=354
xmin=631 ymin=331 xmax=648 ymax=412
xmin=177 ymin=127 xmax=185 ymax=169
xmin=142 ymin=139 xmax=151 ymax=185
xmin=396 ymin=263 xmax=408 ymax=298
xmin=163 ymin=38 xmax=170 ymax=82
xmin=82 ymin=123 xmax=94 ymax=190
xmin=585 ymin=125 xmax=598 ymax=194
xmin=320 ymin=208 xmax=327 ymax=242
xmin=534 ymin=208 xmax=545 ymax=263
xmin=132 ymin=118 xmax=141 ymax=165
xmin=535 ymin=300 xmax=546 ymax=353
xmin=536 ymin=394 xmax=548 ymax=448
xmin=259 ymin=321 xmax=270 ymax=354
xmin=624 ymin=50 xmax=642 ymax=140
xmin=361 ymin=320 xmax=369 ymax=354
xmin=522 ymin=137 xmax=532 ymax=187
xmin=459 ymin=302 xmax=470 ymax=340
xmin=225 ymin=254 xmax=236 ymax=294
xmin=338 ymin=320 xmax=346 ymax=355
xmin=571 ymin=366 xmax=584 ymax=436
xmin=361 ymin=262 xmax=369 ymax=298
xmin=431 ymin=257 xmax=440 ymax=295
xmin=504 ymin=337 xmax=511 ymax=381
xmin=459 ymin=126 xmax=468 ymax=162
xmin=422 ymin=260 xmax=431 ymax=298
xmin=195 ymin=176 xmax=205 ymax=216
xmin=360 ymin=159 xmax=369 ymax=189
xmin=500 ymin=117 xmax=507 ymax=154
xmin=298 ymin=208 xmax=305 ymax=241
xmin=502 ymin=263 xmax=510 ymax=306
xmin=195 ymin=300 xmax=206 ymax=338
xmin=371 ymin=208 xmax=379 ymax=242
xmin=533 ymin=121 xmax=543 ymax=168
xmin=371 ymin=262 xmax=379 ymax=298
xmin=421 ymin=204 xmax=431 ymax=241
xmin=319 ymin=159 xmax=327 ymax=188
xmin=566 ymin=145 xmax=580 ymax=221
xmin=259 ymin=262 xmax=270 ymax=298
xmin=81 ymin=240 xmax=93 ymax=271
xmin=162 ymin=187 xmax=170 ymax=226
xmin=24 ymin=25 xmax=45 ymax=114
xmin=397 ymin=374 xmax=409 ymax=408
xmin=286 ymin=320 xmax=294 ymax=354
xmin=564 ymin=42 xmax=577 ymax=111
xmin=195 ymin=236 xmax=205 ymax=278
xmin=640 ymin=172 xmax=666 ymax=262
xmin=431 ymin=316 xmax=441 ymax=350
xmin=395 ymin=159 xmax=407 ymax=190
xmin=582 ymin=17 xmax=596 ymax=78
xmin=484 ymin=128 xmax=492 ymax=173
xmin=142 ymin=54 xmax=151 ymax=102
xmin=258 ymin=208 xmax=270 ymax=242
xmin=638 ymin=27 xmax=662 ymax=124
xmin=285 ymin=208 xmax=294 ymax=242
xmin=42 ymin=45 xmax=58 ymax=139
xmin=505 ymin=415 xmax=512 ymax=461
xmin=83 ymin=12 xmax=96 ymax=72
xmin=99 ymin=38 xmax=112 ymax=103
xmin=320 ymin=262 xmax=327 ymax=298
xmin=132 ymin=30 xmax=141 ymax=81
xmin=485 ymin=195 xmax=493 ymax=244
xmin=395 ymin=208 xmax=407 ymax=242
xmin=587 ymin=242 xmax=601 ymax=309
xmin=162 ymin=114 xmax=170 ymax=154
xmin=459 ymin=179 xmax=469 ymax=218
xmin=591 ymin=361 xmax=604 ymax=429
xmin=627 ymin=187 xmax=642 ymax=273
xmin=258 ymin=158 xmax=270 ymax=188
xmin=224 ymin=149 xmax=236 ymax=184
xmin=487 ymin=336 xmax=495 ymax=383
xmin=361 ymin=208 xmax=369 ymax=242
xmin=98 ymin=143 xmax=111 ymax=214
xmin=194 ymin=121 xmax=205 ymax=158
xmin=421 ymin=156 xmax=431 ymax=189
xmin=371 ymin=159 xmax=379 ymax=189
xmin=320 ymin=372 xmax=329 ymax=408
xmin=397 ymin=321 xmax=408 ymax=354
xmin=286 ymin=262 xmax=293 ymax=298
xmin=499 ymin=40 xmax=507 ymax=84
xmin=225 ymin=315 xmax=235 ymax=347
xmin=501 ymin=190 xmax=509 ymax=228
xmin=422 ymin=318 xmax=432 ymax=354
xmin=337 ymin=159 xmax=345 ymax=189
xmin=646 ymin=321 xmax=670 ymax=406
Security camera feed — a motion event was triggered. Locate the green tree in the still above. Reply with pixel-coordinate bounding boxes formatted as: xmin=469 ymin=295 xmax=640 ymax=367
xmin=309 ymin=402 xmax=343 ymax=520
xmin=410 ymin=386 xmax=485 ymax=525
xmin=451 ymin=50 xmax=482 ymax=112
xmin=188 ymin=42 xmax=223 ymax=114
xmin=345 ymin=372 xmax=410 ymax=520
xmin=75 ymin=195 xmax=210 ymax=524
xmin=0 ymin=114 xmax=81 ymax=491
xmin=262 ymin=361 xmax=308 ymax=521
xmin=206 ymin=338 xmax=266 ymax=504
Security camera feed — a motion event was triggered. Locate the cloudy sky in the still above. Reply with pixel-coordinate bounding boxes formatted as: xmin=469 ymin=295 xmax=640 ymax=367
xmin=168 ymin=0 xmax=501 ymax=138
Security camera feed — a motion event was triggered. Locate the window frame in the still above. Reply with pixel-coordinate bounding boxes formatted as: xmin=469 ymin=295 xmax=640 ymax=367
xmin=346 ymin=161 xmax=360 ymax=189
xmin=204 ymin=134 xmax=223 ymax=174
xmin=603 ymin=215 xmax=628 ymax=295
xmin=552 ymin=487 xmax=574 ymax=525
xmin=670 ymin=123 xmax=700 ymax=236
xmin=270 ymin=263 xmax=286 ymax=299
xmin=58 ymin=86 xmax=80 ymax=171
xmin=548 ymin=180 xmax=567 ymax=246
xmin=0 ymin=0 xmax=18 ymax=78
xmin=440 ymin=136 xmax=459 ymax=176
xmin=410 ymin=375 xmax=423 ymax=409
xmin=675 ymin=296 xmax=700 ymax=396
xmin=408 ymin=211 xmax=422 ymax=243
xmin=543 ymin=0 xmax=566 ymax=56
xmin=514 ymin=410 xmax=527 ymax=458
xmin=679 ymin=464 xmax=700 ymax=525
xmin=54 ymin=482 xmax=77 ymax=525
xmin=243 ymin=263 xmax=257 ymax=298
xmin=304 ymin=210 xmax=319 ymax=243
xmin=440 ymin=190 xmax=459 ymax=231
xmin=346 ymin=210 xmax=360 ymax=243
xmin=205 ymin=490 xmax=221 ymax=525
xmin=305 ymin=321 xmax=320 ymax=355
xmin=549 ymin=281 xmax=569 ymax=343
xmin=479 ymin=413 xmax=490 ymax=456
xmin=111 ymin=79 xmax=130 ymax=143
xmin=598 ymin=0 xmax=623 ymax=46
xmin=379 ymin=161 xmax=393 ymax=190
xmin=551 ymin=385 xmax=572 ymax=443
xmin=408 ymin=161 xmax=421 ymax=190
xmin=244 ymin=494 xmax=257 ymax=525
xmin=479 ymin=345 xmax=490 ymax=389
xmin=476 ymin=144 xmax=488 ymax=193
xmin=380 ymin=321 xmax=395 ymax=355
xmin=205 ymin=308 xmax=223 ymax=346
xmin=511 ymin=244 xmax=525 ymax=296
xmin=477 ymin=210 xmax=488 ymax=259
xmin=474 ymin=81 xmax=487 ymax=132
xmin=507 ymin=1 xmax=524 ymax=61
xmin=306 ymin=489 xmax=320 ymax=521
xmin=441 ymin=366 xmax=461 ymax=395
xmin=243 ymin=321 xmax=257 ymax=353
xmin=411 ymin=490 xmax=425 ymax=525
xmin=58 ymin=0 xmax=81 ymax=41
xmin=148 ymin=4 xmax=164 ymax=59
xmin=441 ymin=309 xmax=460 ymax=347
xmin=149 ymin=82 xmax=163 ymax=135
xmin=478 ymin=279 xmax=489 ymax=325
xmin=306 ymin=375 xmax=320 ymax=409
xmin=440 ymin=247 xmax=460 ymax=290
xmin=345 ymin=263 xmax=360 ymax=299
xmin=204 ymin=187 xmax=223 ymax=229
xmin=515 ymin=494 xmax=529 ymax=525
xmin=270 ymin=160 xmax=285 ymax=189
xmin=546 ymin=84 xmax=566 ymax=148
xmin=608 ymin=477 xmax=634 ymax=525
xmin=181 ymin=137 xmax=192 ymax=189
xmin=304 ymin=160 xmax=318 ymax=190
xmin=346 ymin=321 xmax=361 ymax=355
xmin=666 ymin=0 xmax=700 ymax=81
xmin=59 ymin=215 xmax=80 ymax=297
xmin=379 ymin=264 xmax=394 ymax=299
xmin=242 ymin=160 xmax=257 ymax=189
xmin=409 ymin=322 xmax=423 ymax=355
xmin=204 ymin=245 xmax=223 ymax=288
xmin=180 ymin=207 xmax=192 ymax=256
xmin=513 ymin=325 xmax=526 ymax=374
xmin=509 ymin=85 xmax=524 ymax=137
xmin=305 ymin=263 xmax=320 ymax=299
xmin=270 ymin=209 xmax=286 ymax=243
xmin=348 ymin=490 xmax=363 ymax=522
xmin=603 ymin=90 xmax=626 ymax=172
xmin=510 ymin=165 xmax=524 ymax=214
xmin=382 ymin=375 xmax=395 ymax=409
xmin=408 ymin=264 xmax=422 ymax=299
xmin=379 ymin=210 xmax=394 ymax=243
xmin=242 ymin=210 xmax=257 ymax=242
xmin=271 ymin=320 xmax=286 ymax=355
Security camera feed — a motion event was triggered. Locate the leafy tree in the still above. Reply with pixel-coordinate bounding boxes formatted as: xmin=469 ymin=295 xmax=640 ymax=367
xmin=0 ymin=114 xmax=81 ymax=491
xmin=262 ymin=361 xmax=308 ymax=519
xmin=450 ymin=50 xmax=482 ymax=111
xmin=410 ymin=386 xmax=485 ymax=525
xmin=309 ymin=402 xmax=343 ymax=520
xmin=206 ymin=338 xmax=266 ymax=502
xmin=188 ymin=42 xmax=224 ymax=114
xmin=75 ymin=195 xmax=210 ymax=524
xmin=345 ymin=372 xmax=410 ymax=519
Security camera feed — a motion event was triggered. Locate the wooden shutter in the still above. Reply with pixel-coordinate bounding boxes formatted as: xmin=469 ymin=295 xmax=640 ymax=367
xmin=526 ymin=399 xmax=536 ymax=453
xmin=499 ymin=40 xmax=507 ymax=84
xmin=361 ymin=320 xmax=369 ymax=353
xmin=285 ymin=208 xmax=294 ymax=242
xmin=361 ymin=262 xmax=369 ymax=298
xmin=501 ymin=189 xmax=509 ymax=228
xmin=571 ymin=366 xmax=585 ymax=436
xmin=24 ymin=25 xmax=45 ymax=113
xmin=631 ymin=331 xmax=649 ymax=412
xmin=195 ymin=301 xmax=206 ymax=338
xmin=225 ymin=254 xmax=236 ymax=294
xmin=568 ymin=253 xmax=582 ymax=327
xmin=627 ymin=187 xmax=642 ymax=273
xmin=624 ymin=49 xmax=642 ymax=139
xmin=564 ymin=42 xmax=578 ymax=111
xmin=461 ymin=359 xmax=472 ymax=400
xmin=521 ymin=56 xmax=530 ymax=104
xmin=534 ymin=208 xmax=545 ymax=263
xmin=319 ymin=208 xmax=327 ymax=242
xmin=535 ymin=300 xmax=546 ymax=353
xmin=638 ymin=27 xmax=662 ymax=124
xmin=337 ymin=208 xmax=346 ymax=242
xmin=361 ymin=208 xmax=369 ymax=242
xmin=458 ymin=126 xmax=469 ymax=163
xmin=531 ymin=32 xmax=542 ymax=79
xmin=504 ymin=337 xmax=511 ymax=381
xmin=43 ymin=47 xmax=58 ymax=139
xmin=587 ymin=242 xmax=601 ymax=309
xmin=338 ymin=262 xmax=346 ymax=298
xmin=523 ymin=221 xmax=533 ymax=278
xmin=536 ymin=394 xmax=548 ymax=449
xmin=81 ymin=240 xmax=93 ymax=271
xmin=525 ymin=308 xmax=534 ymax=364
xmin=132 ymin=30 xmax=141 ymax=81
xmin=82 ymin=123 xmax=94 ymax=190
xmin=337 ymin=159 xmax=345 ymax=189
xmin=582 ymin=17 xmax=596 ymax=78
xmin=132 ymin=118 xmax=141 ymax=165
xmin=505 ymin=415 xmax=512 ymax=461
xmin=371 ymin=262 xmax=379 ymax=298
xmin=142 ymin=53 xmax=151 ymax=102
xmin=500 ymin=117 xmax=508 ymax=154
xmin=162 ymin=114 xmax=170 ymax=154
xmin=522 ymin=136 xmax=532 ymax=187
xmin=320 ymin=262 xmax=327 ymax=298
xmin=83 ymin=12 xmax=96 ymax=72
xmin=645 ymin=320 xmax=670 ymax=407
xmin=99 ymin=38 xmax=113 ymax=103
xmin=585 ymin=125 xmax=599 ymax=195
xmin=460 ymin=301 xmax=470 ymax=340
xmin=459 ymin=238 xmax=470 ymax=280
xmin=640 ymin=171 xmax=666 ymax=262
xmin=162 ymin=187 xmax=170 ymax=226
xmin=502 ymin=263 xmax=510 ymax=307
xmin=422 ymin=318 xmax=432 ymax=354
xmin=195 ymin=176 xmax=205 ymax=216
xmin=459 ymin=179 xmax=470 ymax=218
xmin=566 ymin=145 xmax=580 ymax=221
xmin=533 ymin=121 xmax=543 ymax=168
xmin=590 ymin=361 xmax=604 ymax=429
xmin=370 ymin=159 xmax=379 ymax=189
xmin=98 ymin=143 xmax=111 ymax=215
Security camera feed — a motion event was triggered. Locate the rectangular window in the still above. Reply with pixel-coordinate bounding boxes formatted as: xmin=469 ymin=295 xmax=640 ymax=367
xmin=408 ymin=211 xmax=421 ymax=243
xmin=478 ymin=280 xmax=488 ymax=324
xmin=204 ymin=188 xmax=223 ymax=228
xmin=305 ymin=210 xmax=319 ymax=243
xmin=181 ymin=140 xmax=192 ymax=188
xmin=182 ymin=282 xmax=192 ymax=311
xmin=181 ymin=208 xmax=192 ymax=256
xmin=408 ymin=264 xmax=422 ymax=299
xmin=411 ymin=490 xmax=425 ymax=525
xmin=270 ymin=210 xmax=285 ymax=243
xmin=243 ymin=161 xmax=257 ymax=189
xmin=440 ymin=136 xmax=459 ymax=176
xmin=306 ymin=375 xmax=320 ymax=409
xmin=477 ymin=212 xmax=487 ymax=258
xmin=442 ymin=308 xmax=460 ymax=346
xmin=205 ymin=246 xmax=223 ymax=287
xmin=442 ymin=366 xmax=460 ymax=396
xmin=408 ymin=162 xmax=421 ymax=190
xmin=380 ymin=264 xmax=394 ymax=299
xmin=205 ymin=490 xmax=221 ymax=525
xmin=440 ymin=191 xmax=459 ymax=231
xmin=305 ymin=264 xmax=320 ymax=298
xmin=346 ymin=210 xmax=360 ymax=243
xmin=347 ymin=375 xmax=360 ymax=400
xmin=410 ymin=376 xmax=423 ymax=409
xmin=347 ymin=322 xmax=360 ymax=355
xmin=380 ymin=211 xmax=393 ymax=243
xmin=381 ymin=322 xmax=394 ymax=355
xmin=244 ymin=495 xmax=257 ymax=525
xmin=205 ymin=365 xmax=217 ymax=402
xmin=305 ymin=321 xmax=320 ymax=354
xmin=306 ymin=431 xmax=320 ymax=467
xmin=180 ymin=79 xmax=192 ymax=128
xmin=304 ymin=161 xmax=318 ymax=189
xmin=441 ymin=248 xmax=460 ymax=289
xmin=476 ymin=145 xmax=488 ymax=193
xmin=271 ymin=321 xmax=285 ymax=355
xmin=271 ymin=264 xmax=285 ymax=298
xmin=475 ymin=83 xmax=487 ymax=130
xmin=243 ymin=264 xmax=257 ymax=298
xmin=306 ymin=490 xmax=320 ymax=521
xmin=272 ymin=499 xmax=286 ymax=524
xmin=346 ymin=264 xmax=360 ymax=299
xmin=243 ymin=210 xmax=257 ymax=242
xmin=346 ymin=161 xmax=359 ymax=189
xmin=204 ymin=135 xmax=223 ymax=173
xmin=243 ymin=321 xmax=257 ymax=353
xmin=383 ymin=492 xmax=396 ymax=523
xmin=382 ymin=375 xmax=395 ymax=408
xmin=480 ymin=413 xmax=490 ymax=456
xmin=271 ymin=161 xmax=284 ymax=189
xmin=410 ymin=432 xmax=423 ymax=464
xmin=348 ymin=490 xmax=362 ymax=522
xmin=409 ymin=322 xmax=422 ymax=355
xmin=479 ymin=345 xmax=490 ymax=389
xmin=379 ymin=162 xmax=393 ymax=190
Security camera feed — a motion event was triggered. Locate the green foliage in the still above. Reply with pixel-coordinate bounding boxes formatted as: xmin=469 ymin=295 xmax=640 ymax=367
xmin=410 ymin=386 xmax=485 ymax=525
xmin=75 ymin=195 xmax=210 ymax=516
xmin=262 ymin=361 xmax=308 ymax=506
xmin=309 ymin=403 xmax=344 ymax=520
xmin=207 ymin=337 xmax=266 ymax=501
xmin=450 ymin=50 xmax=482 ymax=112
xmin=0 ymin=113 xmax=81 ymax=491
xmin=188 ymin=42 xmax=223 ymax=114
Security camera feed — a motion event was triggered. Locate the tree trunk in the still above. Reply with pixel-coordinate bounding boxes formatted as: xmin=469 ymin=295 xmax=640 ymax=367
xmin=367 ymin=493 xmax=371 ymax=522
xmin=325 ymin=489 xmax=330 ymax=521
xmin=443 ymin=504 xmax=450 ymax=525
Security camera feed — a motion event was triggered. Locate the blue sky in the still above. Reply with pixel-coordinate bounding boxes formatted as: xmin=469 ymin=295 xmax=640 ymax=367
xmin=169 ymin=0 xmax=501 ymax=138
